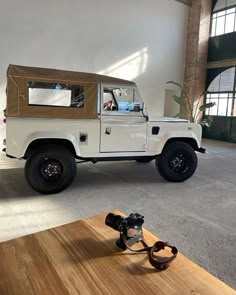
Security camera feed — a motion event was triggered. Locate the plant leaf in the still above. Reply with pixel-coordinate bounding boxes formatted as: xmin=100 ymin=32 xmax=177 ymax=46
xmin=173 ymin=95 xmax=185 ymax=105
xmin=199 ymin=102 xmax=216 ymax=112
xmin=200 ymin=119 xmax=210 ymax=127
xmin=166 ymin=81 xmax=184 ymax=90
xmin=174 ymin=113 xmax=180 ymax=118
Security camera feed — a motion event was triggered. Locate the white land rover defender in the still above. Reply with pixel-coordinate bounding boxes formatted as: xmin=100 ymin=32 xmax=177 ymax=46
xmin=3 ymin=64 xmax=205 ymax=194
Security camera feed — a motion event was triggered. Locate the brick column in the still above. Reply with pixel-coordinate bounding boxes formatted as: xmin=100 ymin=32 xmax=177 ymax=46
xmin=183 ymin=0 xmax=212 ymax=119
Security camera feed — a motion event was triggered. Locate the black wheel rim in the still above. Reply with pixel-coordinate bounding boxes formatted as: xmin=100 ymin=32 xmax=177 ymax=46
xmin=40 ymin=158 xmax=63 ymax=182
xmin=168 ymin=153 xmax=189 ymax=173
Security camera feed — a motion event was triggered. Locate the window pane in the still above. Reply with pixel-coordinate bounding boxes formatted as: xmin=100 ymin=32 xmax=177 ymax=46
xmin=208 ymin=76 xmax=220 ymax=92
xmin=209 ymin=99 xmax=219 ymax=115
xmin=208 ymin=68 xmax=235 ymax=92
xmin=103 ymin=87 xmax=143 ymax=112
xmin=206 ymin=97 xmax=211 ymax=115
xmin=219 ymin=93 xmax=228 ymax=98
xmin=210 ymin=94 xmax=220 ymax=98
xmin=218 ymin=98 xmax=228 ymax=116
xmin=216 ymin=16 xmax=226 ymax=36
xmin=103 ymin=92 xmax=116 ymax=111
xmin=225 ymin=13 xmax=235 ymax=33
xmin=226 ymin=0 xmax=236 ymax=9
xmin=217 ymin=11 xmax=226 ymax=17
xmin=29 ymin=88 xmax=71 ymax=106
xmin=227 ymin=98 xmax=233 ymax=116
xmin=214 ymin=0 xmax=236 ymax=12
xmin=134 ymin=87 xmax=143 ymax=106
xmin=233 ymin=100 xmax=236 ymax=116
xmin=214 ymin=0 xmax=227 ymax=12
xmin=70 ymin=88 xmax=85 ymax=108
xmin=113 ymin=88 xmax=134 ymax=111
xmin=219 ymin=67 xmax=235 ymax=91
xmin=211 ymin=18 xmax=217 ymax=36
xmin=226 ymin=8 xmax=236 ymax=14
xmin=28 ymin=82 xmax=84 ymax=108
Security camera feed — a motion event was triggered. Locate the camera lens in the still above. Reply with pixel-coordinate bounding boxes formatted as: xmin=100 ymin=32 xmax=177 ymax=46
xmin=105 ymin=213 xmax=125 ymax=231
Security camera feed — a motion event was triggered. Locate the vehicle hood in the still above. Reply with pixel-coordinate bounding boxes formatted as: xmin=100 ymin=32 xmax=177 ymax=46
xmin=148 ymin=116 xmax=189 ymax=123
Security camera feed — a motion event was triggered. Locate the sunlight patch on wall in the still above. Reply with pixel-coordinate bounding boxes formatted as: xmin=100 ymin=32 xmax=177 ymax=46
xmin=98 ymin=47 xmax=149 ymax=81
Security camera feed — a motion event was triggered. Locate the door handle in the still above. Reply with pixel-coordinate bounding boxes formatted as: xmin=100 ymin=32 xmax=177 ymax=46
xmin=105 ymin=127 xmax=111 ymax=135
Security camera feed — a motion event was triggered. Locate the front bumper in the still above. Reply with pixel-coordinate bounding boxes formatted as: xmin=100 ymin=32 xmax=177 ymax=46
xmin=196 ymin=147 xmax=206 ymax=153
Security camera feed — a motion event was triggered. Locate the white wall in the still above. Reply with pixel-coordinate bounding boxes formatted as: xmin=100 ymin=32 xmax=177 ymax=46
xmin=0 ymin=0 xmax=188 ymax=147
xmin=164 ymin=90 xmax=180 ymax=118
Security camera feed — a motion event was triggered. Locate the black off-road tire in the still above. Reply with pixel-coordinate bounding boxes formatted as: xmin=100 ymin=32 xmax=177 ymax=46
xmin=25 ymin=145 xmax=77 ymax=194
xmin=156 ymin=142 xmax=197 ymax=182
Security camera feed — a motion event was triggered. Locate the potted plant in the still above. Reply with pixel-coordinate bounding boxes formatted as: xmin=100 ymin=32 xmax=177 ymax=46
xmin=166 ymin=81 xmax=215 ymax=126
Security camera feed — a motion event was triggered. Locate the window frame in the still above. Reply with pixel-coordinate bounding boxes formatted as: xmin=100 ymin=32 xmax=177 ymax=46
xmin=205 ymin=67 xmax=236 ymax=117
xmin=210 ymin=4 xmax=236 ymax=37
xmin=100 ymin=83 xmax=144 ymax=117
xmin=27 ymin=81 xmax=85 ymax=109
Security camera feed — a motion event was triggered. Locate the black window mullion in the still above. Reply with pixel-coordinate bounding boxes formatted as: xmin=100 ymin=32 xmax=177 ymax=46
xmin=226 ymin=93 xmax=229 ymax=116
xmin=231 ymin=67 xmax=236 ymax=116
xmin=216 ymin=94 xmax=220 ymax=115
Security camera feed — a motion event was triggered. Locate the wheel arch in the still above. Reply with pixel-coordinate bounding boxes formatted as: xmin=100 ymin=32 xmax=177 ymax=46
xmin=24 ymin=138 xmax=77 ymax=159
xmin=162 ymin=137 xmax=199 ymax=152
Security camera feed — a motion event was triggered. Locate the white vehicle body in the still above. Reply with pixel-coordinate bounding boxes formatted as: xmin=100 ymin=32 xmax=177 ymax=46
xmin=3 ymin=64 xmax=205 ymax=194
xmin=5 ymin=115 xmax=202 ymax=159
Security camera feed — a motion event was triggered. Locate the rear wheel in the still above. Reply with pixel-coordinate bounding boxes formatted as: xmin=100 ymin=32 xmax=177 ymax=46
xmin=156 ymin=142 xmax=197 ymax=182
xmin=25 ymin=145 xmax=76 ymax=194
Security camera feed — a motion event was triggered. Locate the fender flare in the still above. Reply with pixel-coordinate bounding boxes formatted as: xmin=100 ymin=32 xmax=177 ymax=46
xmin=156 ymin=131 xmax=201 ymax=155
xmin=21 ymin=131 xmax=80 ymax=158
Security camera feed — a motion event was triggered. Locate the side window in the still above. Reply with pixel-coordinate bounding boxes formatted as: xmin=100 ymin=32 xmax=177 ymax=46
xmin=103 ymin=86 xmax=143 ymax=113
xmin=28 ymin=81 xmax=85 ymax=108
xmin=103 ymin=91 xmax=118 ymax=111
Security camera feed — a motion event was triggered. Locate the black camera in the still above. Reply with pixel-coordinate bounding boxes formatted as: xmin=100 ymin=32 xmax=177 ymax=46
xmin=105 ymin=213 xmax=144 ymax=250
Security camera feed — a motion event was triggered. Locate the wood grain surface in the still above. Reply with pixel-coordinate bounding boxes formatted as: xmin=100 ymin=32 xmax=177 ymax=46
xmin=0 ymin=210 xmax=235 ymax=295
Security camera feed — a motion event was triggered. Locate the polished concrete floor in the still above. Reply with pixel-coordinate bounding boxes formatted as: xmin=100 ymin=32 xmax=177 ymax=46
xmin=0 ymin=139 xmax=235 ymax=289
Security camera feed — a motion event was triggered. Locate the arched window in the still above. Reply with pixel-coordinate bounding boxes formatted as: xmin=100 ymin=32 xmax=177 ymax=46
xmin=211 ymin=0 xmax=236 ymax=36
xmin=206 ymin=67 xmax=236 ymax=116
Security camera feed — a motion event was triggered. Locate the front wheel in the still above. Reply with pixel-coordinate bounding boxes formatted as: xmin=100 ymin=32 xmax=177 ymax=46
xmin=25 ymin=145 xmax=77 ymax=194
xmin=156 ymin=142 xmax=198 ymax=182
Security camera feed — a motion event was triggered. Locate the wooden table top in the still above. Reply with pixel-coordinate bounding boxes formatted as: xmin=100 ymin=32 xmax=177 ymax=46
xmin=0 ymin=210 xmax=235 ymax=295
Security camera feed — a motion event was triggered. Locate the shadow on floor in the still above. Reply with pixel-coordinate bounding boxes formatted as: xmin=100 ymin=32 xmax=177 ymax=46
xmin=0 ymin=161 xmax=164 ymax=199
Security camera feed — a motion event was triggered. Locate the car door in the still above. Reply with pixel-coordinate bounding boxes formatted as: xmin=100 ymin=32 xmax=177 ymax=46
xmin=100 ymin=83 xmax=147 ymax=153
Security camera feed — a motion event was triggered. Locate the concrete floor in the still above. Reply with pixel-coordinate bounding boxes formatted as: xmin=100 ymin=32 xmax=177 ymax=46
xmin=0 ymin=139 xmax=235 ymax=289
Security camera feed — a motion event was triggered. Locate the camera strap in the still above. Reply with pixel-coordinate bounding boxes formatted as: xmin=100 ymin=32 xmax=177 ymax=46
xmin=120 ymin=232 xmax=178 ymax=270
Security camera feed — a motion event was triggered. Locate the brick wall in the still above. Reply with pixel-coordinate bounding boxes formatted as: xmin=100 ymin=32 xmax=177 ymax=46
xmin=182 ymin=0 xmax=212 ymax=119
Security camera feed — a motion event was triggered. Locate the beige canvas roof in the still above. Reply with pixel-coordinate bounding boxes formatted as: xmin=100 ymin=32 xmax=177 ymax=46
xmin=6 ymin=64 xmax=135 ymax=119
xmin=7 ymin=64 xmax=135 ymax=85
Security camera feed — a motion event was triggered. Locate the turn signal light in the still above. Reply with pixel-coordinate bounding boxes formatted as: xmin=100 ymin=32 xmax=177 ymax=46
xmin=3 ymin=118 xmax=6 ymax=123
